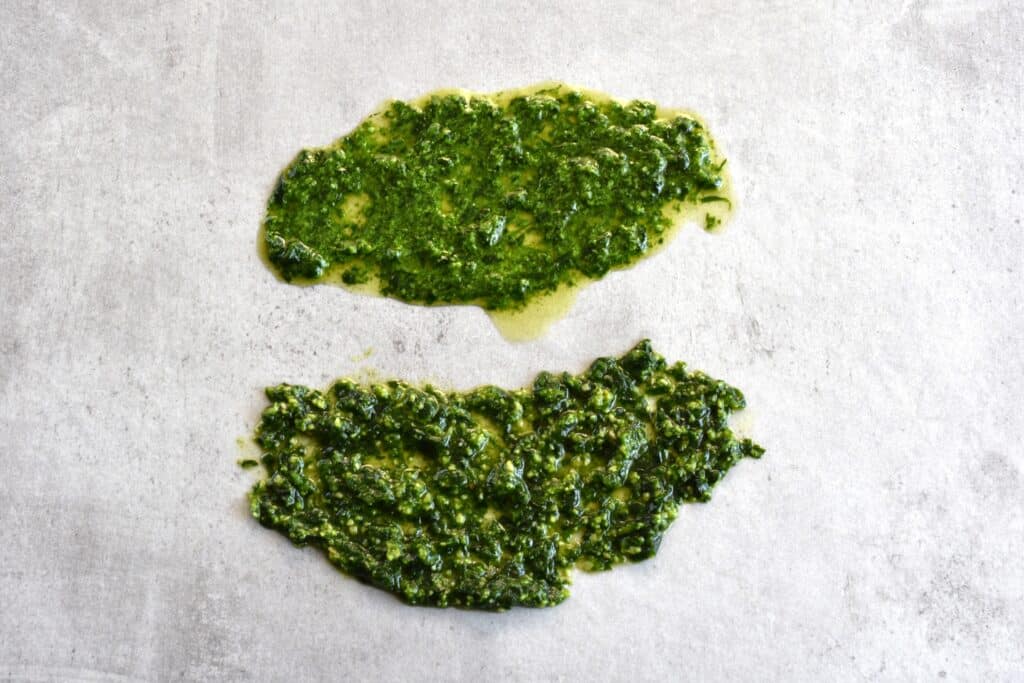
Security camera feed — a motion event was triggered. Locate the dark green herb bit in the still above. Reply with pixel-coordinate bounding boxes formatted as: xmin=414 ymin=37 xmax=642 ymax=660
xmin=247 ymin=341 xmax=762 ymax=610
xmin=263 ymin=85 xmax=728 ymax=309
xmin=238 ymin=459 xmax=260 ymax=469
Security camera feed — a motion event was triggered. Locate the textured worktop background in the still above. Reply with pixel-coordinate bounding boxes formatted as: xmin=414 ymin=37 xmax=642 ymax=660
xmin=2 ymin=1 xmax=1022 ymax=680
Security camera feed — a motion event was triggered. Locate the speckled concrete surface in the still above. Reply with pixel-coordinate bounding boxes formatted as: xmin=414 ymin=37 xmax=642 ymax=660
xmin=1 ymin=1 xmax=1021 ymax=680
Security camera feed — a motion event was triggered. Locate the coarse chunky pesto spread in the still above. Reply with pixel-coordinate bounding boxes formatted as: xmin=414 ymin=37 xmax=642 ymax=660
xmin=263 ymin=83 xmax=731 ymax=316
xmin=248 ymin=341 xmax=762 ymax=609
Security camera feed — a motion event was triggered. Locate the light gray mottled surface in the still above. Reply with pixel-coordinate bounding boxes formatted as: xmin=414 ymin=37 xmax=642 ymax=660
xmin=2 ymin=1 xmax=1022 ymax=680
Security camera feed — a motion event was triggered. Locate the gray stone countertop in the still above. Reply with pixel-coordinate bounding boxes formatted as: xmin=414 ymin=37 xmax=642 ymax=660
xmin=1 ymin=1 xmax=1021 ymax=680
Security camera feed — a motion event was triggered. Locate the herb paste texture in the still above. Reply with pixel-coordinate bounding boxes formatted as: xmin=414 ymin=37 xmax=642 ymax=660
xmin=249 ymin=341 xmax=762 ymax=609
xmin=263 ymin=84 xmax=729 ymax=310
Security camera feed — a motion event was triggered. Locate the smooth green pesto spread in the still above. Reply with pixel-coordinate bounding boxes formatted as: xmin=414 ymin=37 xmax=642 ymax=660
xmin=248 ymin=341 xmax=762 ymax=609
xmin=263 ymin=83 xmax=730 ymax=312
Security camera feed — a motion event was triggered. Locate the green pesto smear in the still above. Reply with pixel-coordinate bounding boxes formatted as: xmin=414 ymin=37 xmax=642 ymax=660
xmin=248 ymin=341 xmax=762 ymax=609
xmin=263 ymin=83 xmax=732 ymax=339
